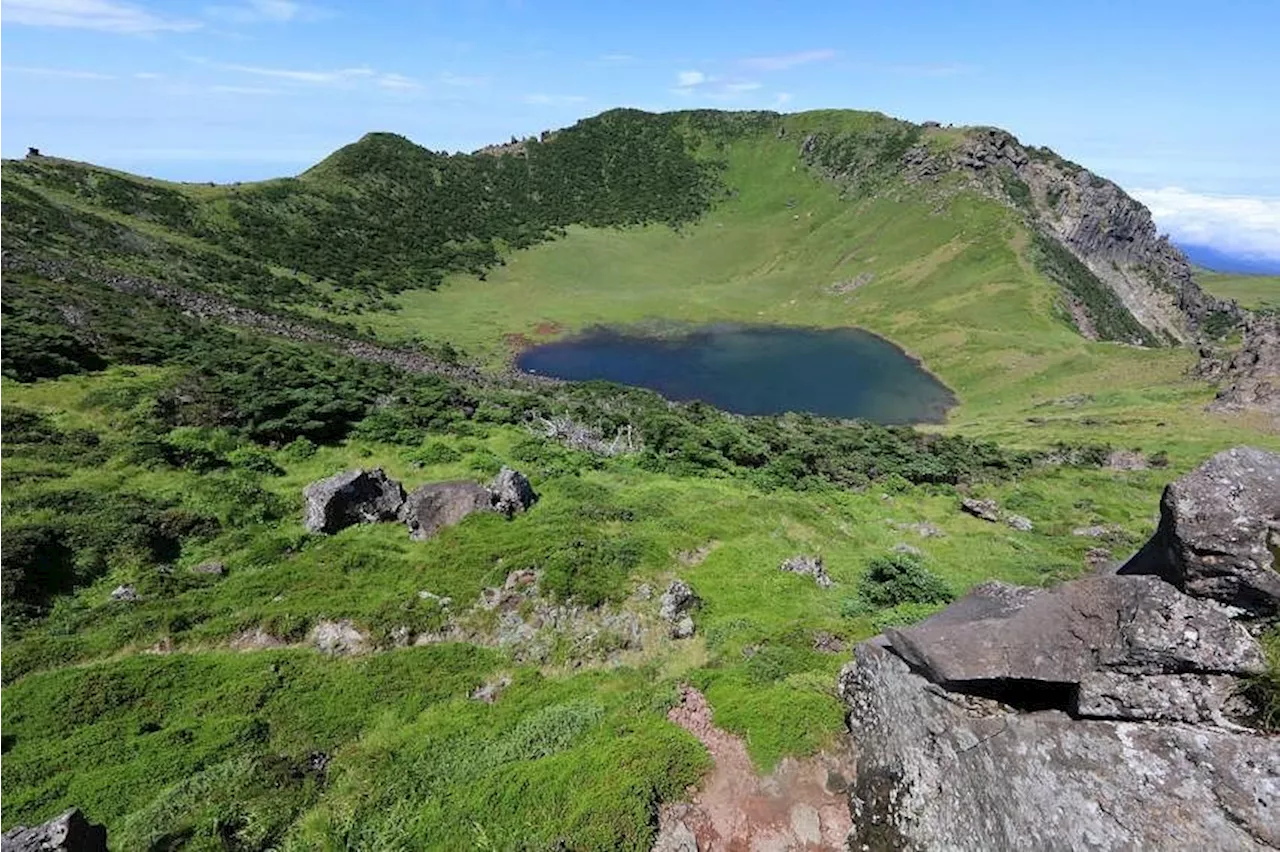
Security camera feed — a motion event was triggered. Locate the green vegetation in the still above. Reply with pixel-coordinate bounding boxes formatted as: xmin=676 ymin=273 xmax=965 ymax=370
xmin=1195 ymin=269 xmax=1280 ymax=311
xmin=3 ymin=107 xmax=1279 ymax=847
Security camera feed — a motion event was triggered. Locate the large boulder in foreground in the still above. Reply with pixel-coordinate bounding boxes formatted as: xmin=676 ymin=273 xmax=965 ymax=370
xmin=400 ymin=481 xmax=494 ymax=541
xmin=885 ymin=576 xmax=1264 ymax=699
xmin=839 ymin=641 xmax=1280 ymax=852
xmin=1119 ymin=446 xmax=1280 ymax=617
xmin=303 ymin=468 xmax=405 ymax=534
xmin=2 ymin=808 xmax=108 ymax=852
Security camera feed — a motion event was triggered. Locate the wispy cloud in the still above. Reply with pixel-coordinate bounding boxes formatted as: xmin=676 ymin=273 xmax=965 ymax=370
xmin=773 ymin=92 xmax=793 ymax=109
xmin=223 ymin=62 xmax=374 ymax=84
xmin=741 ymin=49 xmax=836 ymax=71
xmin=1 ymin=0 xmax=200 ymax=34
xmin=524 ymin=93 xmax=587 ymax=106
xmin=597 ymin=53 xmax=634 ymax=64
xmin=204 ymin=0 xmax=329 ymax=24
xmin=4 ymin=65 xmax=117 ymax=80
xmin=1132 ymin=187 xmax=1280 ymax=261
xmin=134 ymin=71 xmax=164 ymax=80
xmin=209 ymin=84 xmax=281 ymax=95
xmin=675 ymin=70 xmax=708 ymax=88
xmin=672 ymin=70 xmax=763 ymax=101
xmin=378 ymin=73 xmax=421 ymax=90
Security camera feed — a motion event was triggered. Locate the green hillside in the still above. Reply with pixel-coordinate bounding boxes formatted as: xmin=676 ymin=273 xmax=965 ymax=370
xmin=2 ymin=108 xmax=1277 ymax=849
xmin=1196 ymin=268 xmax=1280 ymax=311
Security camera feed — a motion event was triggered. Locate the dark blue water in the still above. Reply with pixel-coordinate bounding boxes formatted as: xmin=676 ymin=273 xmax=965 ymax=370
xmin=517 ymin=324 xmax=955 ymax=424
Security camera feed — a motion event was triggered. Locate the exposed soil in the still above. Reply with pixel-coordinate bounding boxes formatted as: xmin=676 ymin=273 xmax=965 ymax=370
xmin=655 ymin=686 xmax=853 ymax=851
xmin=532 ymin=321 xmax=563 ymax=336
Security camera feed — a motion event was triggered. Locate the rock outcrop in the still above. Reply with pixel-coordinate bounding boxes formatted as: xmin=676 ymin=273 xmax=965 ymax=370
xmin=400 ymin=480 xmax=494 ymax=541
xmin=779 ymin=555 xmax=834 ymax=589
xmin=488 ymin=466 xmax=538 ymax=516
xmin=839 ymin=641 xmax=1279 ymax=851
xmin=302 ymin=467 xmax=540 ymax=541
xmin=1201 ymin=315 xmax=1280 ymax=416
xmin=303 ymin=468 xmax=406 ymax=534
xmin=660 ymin=580 xmax=701 ymax=639
xmin=1120 ymin=446 xmax=1280 ymax=617
xmin=1 ymin=808 xmax=108 ymax=852
xmin=839 ymin=446 xmax=1280 ymax=851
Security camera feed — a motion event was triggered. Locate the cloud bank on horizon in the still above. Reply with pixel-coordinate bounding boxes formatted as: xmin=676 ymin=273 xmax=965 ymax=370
xmin=1133 ymin=188 xmax=1280 ymax=264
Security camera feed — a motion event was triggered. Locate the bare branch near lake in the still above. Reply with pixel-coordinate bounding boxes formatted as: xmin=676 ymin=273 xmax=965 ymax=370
xmin=529 ymin=415 xmax=641 ymax=456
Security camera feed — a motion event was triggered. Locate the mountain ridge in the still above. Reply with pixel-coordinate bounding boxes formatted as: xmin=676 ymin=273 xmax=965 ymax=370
xmin=1 ymin=108 xmax=1235 ymax=351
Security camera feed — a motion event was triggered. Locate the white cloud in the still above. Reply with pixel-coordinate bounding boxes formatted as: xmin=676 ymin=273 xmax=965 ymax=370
xmin=524 ymin=93 xmax=587 ymax=106
xmin=204 ymin=0 xmax=328 ymax=23
xmin=741 ymin=49 xmax=836 ymax=72
xmin=223 ymin=63 xmax=374 ymax=84
xmin=1 ymin=0 xmax=200 ymax=33
xmin=1132 ymin=187 xmax=1280 ymax=261
xmin=676 ymin=70 xmax=707 ymax=88
xmin=377 ymin=73 xmax=421 ymax=90
xmin=209 ymin=84 xmax=280 ymax=94
xmin=773 ymin=92 xmax=793 ymax=108
xmin=598 ymin=53 xmax=634 ymax=63
xmin=4 ymin=65 xmax=116 ymax=80
xmin=724 ymin=81 xmax=761 ymax=93
xmin=134 ymin=71 xmax=164 ymax=79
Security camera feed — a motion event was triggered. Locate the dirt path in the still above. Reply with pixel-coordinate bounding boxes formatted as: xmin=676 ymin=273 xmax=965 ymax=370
xmin=655 ymin=686 xmax=854 ymax=851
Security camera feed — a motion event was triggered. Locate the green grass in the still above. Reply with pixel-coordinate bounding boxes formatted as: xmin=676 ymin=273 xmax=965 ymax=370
xmin=1196 ymin=269 xmax=1280 ymax=310
xmin=5 ymin=110 xmax=1280 ymax=848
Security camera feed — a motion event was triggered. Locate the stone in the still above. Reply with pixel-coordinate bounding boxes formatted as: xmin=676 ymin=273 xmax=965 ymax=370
xmin=310 ymin=619 xmax=368 ymax=656
xmin=839 ymin=641 xmax=1280 ymax=852
xmin=891 ymin=543 xmax=924 ymax=557
xmin=1074 ymin=671 xmax=1241 ymax=723
xmin=960 ymin=497 xmax=1000 ymax=522
xmin=1004 ymin=513 xmax=1033 ymax=531
xmin=1 ymin=808 xmax=107 ymax=852
xmin=1119 ymin=446 xmax=1280 ymax=617
xmin=303 ymin=468 xmax=405 ymax=534
xmin=659 ymin=580 xmax=700 ymax=622
xmin=1205 ymin=316 xmax=1280 ymax=415
xmin=488 ymin=466 xmax=538 ymax=516
xmin=812 ymin=630 xmax=845 ymax=654
xmin=109 ymin=584 xmax=138 ymax=602
xmin=399 ymin=480 xmax=492 ymax=541
xmin=886 ymin=576 xmax=1265 ymax=689
xmin=670 ymin=615 xmax=695 ymax=640
xmin=1085 ymin=546 xmax=1113 ymax=571
xmin=190 ymin=560 xmax=225 ymax=575
xmin=471 ymin=675 xmax=512 ymax=703
xmin=779 ymin=555 xmax=834 ymax=589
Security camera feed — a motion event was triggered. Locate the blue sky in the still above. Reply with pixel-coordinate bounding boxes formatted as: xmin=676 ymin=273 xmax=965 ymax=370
xmin=3 ymin=0 xmax=1278 ymax=261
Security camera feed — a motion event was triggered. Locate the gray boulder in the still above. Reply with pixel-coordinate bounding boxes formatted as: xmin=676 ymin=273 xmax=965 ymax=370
xmin=310 ymin=619 xmax=368 ymax=656
xmin=1119 ymin=446 xmax=1280 ymax=617
xmin=109 ymin=584 xmax=139 ymax=602
xmin=303 ymin=468 xmax=405 ymax=534
xmin=839 ymin=641 xmax=1280 ymax=852
xmin=660 ymin=580 xmax=700 ymax=625
xmin=400 ymin=481 xmax=493 ymax=541
xmin=886 ymin=576 xmax=1265 ymax=691
xmin=779 ymin=554 xmax=834 ymax=588
xmin=190 ymin=560 xmax=225 ymax=576
xmin=960 ymin=497 xmax=1000 ymax=522
xmin=488 ymin=466 xmax=538 ymax=516
xmin=1 ymin=808 xmax=108 ymax=852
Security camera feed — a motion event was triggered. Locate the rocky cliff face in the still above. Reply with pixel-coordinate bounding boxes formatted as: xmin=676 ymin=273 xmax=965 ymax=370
xmin=805 ymin=122 xmax=1235 ymax=345
xmin=931 ymin=128 xmax=1237 ymax=343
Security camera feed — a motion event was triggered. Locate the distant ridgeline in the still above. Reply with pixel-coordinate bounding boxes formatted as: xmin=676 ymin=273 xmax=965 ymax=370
xmin=1 ymin=108 xmax=1233 ymax=344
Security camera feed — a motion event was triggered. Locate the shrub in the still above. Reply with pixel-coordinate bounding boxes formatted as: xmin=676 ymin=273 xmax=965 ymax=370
xmin=855 ymin=553 xmax=954 ymax=610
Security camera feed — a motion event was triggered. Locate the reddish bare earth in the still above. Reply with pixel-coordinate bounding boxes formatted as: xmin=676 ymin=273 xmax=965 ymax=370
xmin=654 ymin=687 xmax=854 ymax=851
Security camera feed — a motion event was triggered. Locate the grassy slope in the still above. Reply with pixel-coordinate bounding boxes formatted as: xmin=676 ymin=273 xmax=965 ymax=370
xmin=1196 ymin=268 xmax=1280 ymax=310
xmin=4 ymin=111 xmax=1280 ymax=847
xmin=352 ymin=115 xmax=1273 ymax=451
